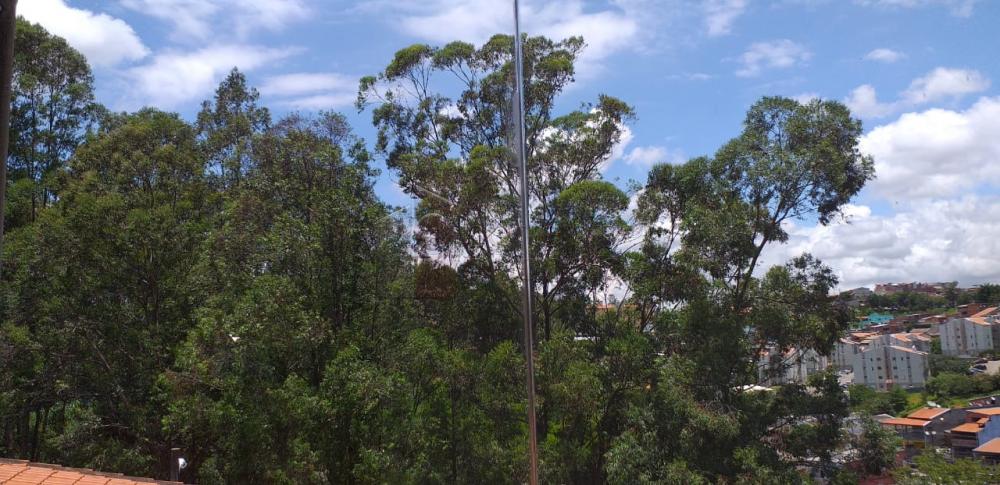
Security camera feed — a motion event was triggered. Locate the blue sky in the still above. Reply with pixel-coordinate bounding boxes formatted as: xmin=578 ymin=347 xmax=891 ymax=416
xmin=18 ymin=0 xmax=1000 ymax=290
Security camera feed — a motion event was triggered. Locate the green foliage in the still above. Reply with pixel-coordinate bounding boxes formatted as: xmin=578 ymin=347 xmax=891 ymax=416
xmin=930 ymin=354 xmax=973 ymax=375
xmin=926 ymin=371 xmax=1000 ymax=400
xmin=976 ymin=283 xmax=1000 ymax=305
xmin=850 ymin=417 xmax=899 ymax=476
xmin=895 ymin=453 xmax=1000 ymax=484
xmin=2 ymin=24 xmax=879 ymax=484
xmin=866 ymin=291 xmax=948 ymax=312
xmin=7 ymin=17 xmax=99 ymax=228
xmin=848 ymin=385 xmax=907 ymax=415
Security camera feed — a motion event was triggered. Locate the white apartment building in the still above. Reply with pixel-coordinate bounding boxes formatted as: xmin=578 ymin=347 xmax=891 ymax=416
xmin=853 ymin=334 xmax=929 ymax=390
xmin=833 ymin=337 xmax=865 ymax=370
xmin=941 ymin=307 xmax=1000 ymax=357
xmin=759 ymin=348 xmax=829 ymax=386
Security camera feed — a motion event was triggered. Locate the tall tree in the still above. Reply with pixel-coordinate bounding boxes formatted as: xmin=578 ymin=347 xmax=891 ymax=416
xmin=358 ymin=35 xmax=635 ymax=343
xmin=196 ymin=68 xmax=270 ymax=189
xmin=7 ymin=18 xmax=96 ymax=225
xmin=1 ymin=109 xmax=215 ymax=474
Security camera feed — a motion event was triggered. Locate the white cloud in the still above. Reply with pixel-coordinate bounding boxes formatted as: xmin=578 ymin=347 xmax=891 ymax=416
xmin=844 ymin=67 xmax=990 ymax=118
xmin=623 ymin=145 xmax=685 ymax=166
xmin=704 ymin=0 xmax=748 ymax=36
xmin=261 ymin=73 xmax=358 ymax=110
xmin=864 ymin=48 xmax=905 ymax=63
xmin=277 ymin=93 xmax=357 ymax=110
xmin=127 ymin=45 xmax=297 ymax=108
xmin=760 ymin=196 xmax=1000 ymax=290
xmin=860 ymin=96 xmax=1000 ymax=198
xmin=900 ymin=67 xmax=991 ymax=104
xmin=383 ymin=0 xmax=638 ymax=75
xmin=260 ymin=73 xmax=355 ymax=97
xmin=121 ymin=0 xmax=309 ymax=41
xmin=844 ymin=84 xmax=896 ymax=118
xmin=18 ymin=0 xmax=149 ymax=67
xmin=855 ymin=0 xmax=980 ymax=17
xmin=735 ymin=39 xmax=811 ymax=77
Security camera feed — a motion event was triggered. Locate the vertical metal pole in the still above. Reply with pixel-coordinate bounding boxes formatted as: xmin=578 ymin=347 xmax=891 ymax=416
xmin=0 ymin=0 xmax=17 ymax=279
xmin=512 ymin=2 xmax=539 ymax=484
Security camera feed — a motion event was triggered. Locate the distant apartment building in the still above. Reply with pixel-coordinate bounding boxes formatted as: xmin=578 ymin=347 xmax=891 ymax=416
xmin=758 ymin=348 xmax=829 ymax=386
xmin=833 ymin=337 xmax=865 ymax=370
xmin=874 ymin=281 xmax=955 ymax=297
xmin=853 ymin=333 xmax=930 ymax=390
xmin=940 ymin=307 xmax=1000 ymax=357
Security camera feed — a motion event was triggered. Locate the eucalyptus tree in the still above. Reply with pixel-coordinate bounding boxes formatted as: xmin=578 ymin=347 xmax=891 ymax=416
xmin=7 ymin=18 xmax=98 ymax=225
xmin=358 ymin=35 xmax=634 ymax=342
xmin=609 ymin=96 xmax=874 ymax=481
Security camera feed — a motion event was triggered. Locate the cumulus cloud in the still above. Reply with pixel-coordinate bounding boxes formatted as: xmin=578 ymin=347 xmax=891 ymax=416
xmin=900 ymin=67 xmax=991 ymax=104
xmin=760 ymin=197 xmax=1000 ymax=290
xmin=704 ymin=0 xmax=748 ymax=36
xmin=367 ymin=0 xmax=638 ymax=75
xmin=261 ymin=73 xmax=358 ymax=110
xmin=18 ymin=0 xmax=149 ymax=67
xmin=121 ymin=0 xmax=309 ymax=41
xmin=735 ymin=39 xmax=811 ymax=77
xmin=845 ymin=67 xmax=990 ymax=118
xmin=864 ymin=48 xmax=905 ymax=63
xmin=127 ymin=45 xmax=297 ymax=108
xmin=860 ymin=96 xmax=1000 ymax=198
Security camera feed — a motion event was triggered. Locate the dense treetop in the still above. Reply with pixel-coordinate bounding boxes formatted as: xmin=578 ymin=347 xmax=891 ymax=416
xmin=1 ymin=21 xmax=882 ymax=484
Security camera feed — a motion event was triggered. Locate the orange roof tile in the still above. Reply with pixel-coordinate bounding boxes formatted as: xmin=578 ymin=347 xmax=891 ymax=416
xmin=0 ymin=460 xmax=180 ymax=485
xmin=972 ymin=307 xmax=999 ymax=318
xmin=969 ymin=408 xmax=1000 ymax=417
xmin=907 ymin=407 xmax=948 ymax=420
xmin=975 ymin=438 xmax=1000 ymax=455
xmin=881 ymin=417 xmax=930 ymax=427
xmin=950 ymin=422 xmax=984 ymax=434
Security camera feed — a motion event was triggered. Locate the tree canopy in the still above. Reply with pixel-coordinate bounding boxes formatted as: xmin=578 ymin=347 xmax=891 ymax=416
xmin=0 ymin=25 xmax=884 ymax=484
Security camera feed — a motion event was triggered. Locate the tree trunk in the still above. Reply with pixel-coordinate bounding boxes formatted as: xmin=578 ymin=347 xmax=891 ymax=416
xmin=0 ymin=0 xmax=18 ymax=278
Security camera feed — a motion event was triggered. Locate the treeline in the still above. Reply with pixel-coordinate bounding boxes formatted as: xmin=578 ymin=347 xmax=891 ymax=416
xmin=866 ymin=284 xmax=1000 ymax=312
xmin=1 ymin=20 xmax=881 ymax=484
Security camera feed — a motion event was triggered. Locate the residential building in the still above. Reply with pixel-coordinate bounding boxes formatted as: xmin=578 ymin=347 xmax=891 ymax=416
xmin=958 ymin=303 xmax=990 ymax=318
xmin=973 ymin=438 xmax=1000 ymax=464
xmin=940 ymin=307 xmax=1000 ymax=357
xmin=833 ymin=337 xmax=865 ymax=370
xmin=880 ymin=407 xmax=961 ymax=449
xmin=853 ymin=334 xmax=929 ymax=390
xmin=758 ymin=347 xmax=829 ymax=386
xmin=949 ymin=408 xmax=1000 ymax=459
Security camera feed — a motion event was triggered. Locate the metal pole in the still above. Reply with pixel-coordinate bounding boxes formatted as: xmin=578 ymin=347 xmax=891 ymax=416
xmin=512 ymin=2 xmax=539 ymax=484
xmin=0 ymin=0 xmax=17 ymax=279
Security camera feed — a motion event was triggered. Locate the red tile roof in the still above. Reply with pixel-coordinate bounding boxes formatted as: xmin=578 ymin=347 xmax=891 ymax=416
xmin=907 ymin=407 xmax=948 ymax=420
xmin=881 ymin=417 xmax=930 ymax=427
xmin=975 ymin=437 xmax=1000 ymax=455
xmin=969 ymin=407 xmax=1000 ymax=417
xmin=0 ymin=460 xmax=181 ymax=485
xmin=950 ymin=422 xmax=984 ymax=434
